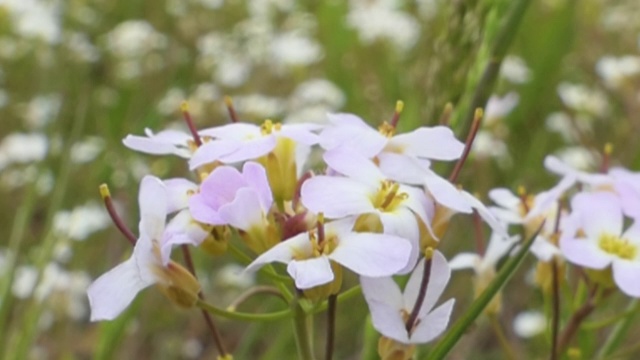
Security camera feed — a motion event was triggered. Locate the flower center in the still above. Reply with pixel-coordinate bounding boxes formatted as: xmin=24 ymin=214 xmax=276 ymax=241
xmin=598 ymin=233 xmax=637 ymax=260
xmin=260 ymin=119 xmax=282 ymax=135
xmin=377 ymin=121 xmax=396 ymax=138
xmin=371 ymin=180 xmax=408 ymax=212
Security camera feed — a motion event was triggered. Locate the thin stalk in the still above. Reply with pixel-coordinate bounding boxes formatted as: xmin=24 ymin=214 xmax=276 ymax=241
xmin=325 ymin=294 xmax=337 ymax=360
xmin=557 ymin=287 xmax=598 ymax=354
xmin=405 ymin=255 xmax=433 ymax=332
xmin=99 ymin=184 xmax=137 ymax=245
xmin=227 ymin=286 xmax=288 ymax=311
xmin=292 ymin=295 xmax=315 ymax=360
xmin=196 ymin=299 xmax=291 ymax=322
xmin=596 ymin=299 xmax=640 ymax=359
xmin=449 ymin=109 xmax=482 ymax=183
xmin=489 ymin=315 xmax=517 ymax=360
xmin=454 ymin=0 xmax=533 ymax=135
xmin=550 ymin=259 xmax=560 ymax=360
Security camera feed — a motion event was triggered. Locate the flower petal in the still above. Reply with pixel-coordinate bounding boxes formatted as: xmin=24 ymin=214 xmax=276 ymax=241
xmin=387 ymin=126 xmax=464 ymax=161
xmin=323 ymin=149 xmax=383 ymax=187
xmin=560 ymin=237 xmax=611 ymax=269
xmin=377 ymin=152 xmax=430 ymax=185
xmin=572 ymin=192 xmax=623 ymax=240
xmin=219 ymin=135 xmax=277 ymax=163
xmin=164 ymin=178 xmax=198 ymax=214
xmin=87 ymin=256 xmax=154 ymax=321
xmin=122 ymin=135 xmax=187 ymax=157
xmin=138 ymin=176 xmax=167 ymax=241
xmin=448 ymin=253 xmax=480 ymax=271
xmin=287 ymin=257 xmax=334 ymax=289
xmin=188 ymin=139 xmax=242 ymax=169
xmin=360 ymin=276 xmax=403 ymax=310
xmin=246 ymin=233 xmax=311 ymax=273
xmin=405 ymin=251 xmax=451 ymax=318
xmin=241 ymin=162 xmax=273 ymax=211
xmin=218 ymin=188 xmax=266 ymax=231
xmin=612 ymin=260 xmax=640 ymax=297
xmin=364 ymin=299 xmax=410 ymax=344
xmin=424 ymin=171 xmax=472 ymax=213
xmin=329 ymin=233 xmax=412 ymax=277
xmin=410 ymin=298 xmax=455 ymax=344
xmin=301 ymin=176 xmax=374 ymax=218
xmin=488 ymin=188 xmax=521 ymax=210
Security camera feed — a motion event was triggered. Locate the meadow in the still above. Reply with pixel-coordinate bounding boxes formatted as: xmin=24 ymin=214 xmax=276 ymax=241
xmin=1 ymin=0 xmax=640 ymax=359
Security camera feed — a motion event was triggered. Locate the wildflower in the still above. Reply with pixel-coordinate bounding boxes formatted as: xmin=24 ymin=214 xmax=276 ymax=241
xmin=122 ymin=127 xmax=199 ymax=158
xmin=189 ymin=162 xmax=277 ymax=253
xmin=87 ymin=176 xmax=200 ymax=321
xmin=360 ymin=250 xmax=455 ymax=344
xmin=246 ymin=217 xmax=412 ymax=290
xmin=560 ymin=191 xmax=640 ymax=297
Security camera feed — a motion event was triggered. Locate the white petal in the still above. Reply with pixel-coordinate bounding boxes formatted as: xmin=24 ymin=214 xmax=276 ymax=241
xmin=87 ymin=256 xmax=155 ymax=321
xmin=613 ymin=260 xmax=640 ymax=297
xmin=364 ymin=299 xmax=410 ymax=344
xmin=462 ymin=191 xmax=509 ymax=238
xmin=122 ymin=135 xmax=186 ymax=157
xmin=287 ymin=257 xmax=334 ymax=289
xmin=164 ymin=178 xmax=198 ymax=213
xmin=219 ymin=136 xmax=277 ymax=163
xmin=301 ymin=176 xmax=374 ymax=218
xmin=388 ymin=126 xmax=464 ymax=161
xmin=329 ymin=233 xmax=412 ymax=277
xmin=199 ymin=122 xmax=260 ymax=139
xmin=379 ymin=210 xmax=420 ymax=274
xmin=246 ymin=233 xmax=311 ymax=273
xmin=138 ymin=176 xmax=167 ymax=241
xmin=483 ymin=233 xmax=518 ymax=269
xmin=410 ymin=298 xmax=455 ymax=344
xmin=448 ymin=253 xmax=480 ymax=271
xmin=529 ymin=236 xmax=560 ymax=262
xmin=360 ymin=276 xmax=403 ymax=310
xmin=218 ymin=188 xmax=266 ymax=231
xmin=189 ymin=139 xmax=242 ymax=169
xmin=405 ymin=251 xmax=451 ymax=318
xmin=323 ymin=149 xmax=383 ymax=187
xmin=488 ymin=188 xmax=521 ymax=210
xmin=279 ymin=125 xmax=320 ymax=145
xmin=378 ymin=152 xmax=429 ymax=185
xmin=241 ymin=162 xmax=273 ymax=211
xmin=526 ymin=175 xmax=576 ymax=220
xmin=560 ymin=237 xmax=611 ymax=269
xmin=424 ymin=171 xmax=472 ymax=213
xmin=571 ymin=192 xmax=623 ymax=240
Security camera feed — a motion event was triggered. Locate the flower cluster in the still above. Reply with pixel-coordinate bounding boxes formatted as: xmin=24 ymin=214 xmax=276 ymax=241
xmin=88 ymin=101 xmax=514 ymax=357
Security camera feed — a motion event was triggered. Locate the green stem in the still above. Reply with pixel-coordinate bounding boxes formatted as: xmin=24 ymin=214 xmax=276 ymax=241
xmin=596 ymin=299 xmax=640 ymax=359
xmin=454 ymin=0 xmax=533 ymax=135
xmin=427 ymin=223 xmax=541 ymax=360
xmin=292 ymin=295 xmax=315 ymax=360
xmin=325 ymin=294 xmax=337 ymax=360
xmin=196 ymin=298 xmax=291 ymax=322
xmin=489 ymin=315 xmax=517 ymax=360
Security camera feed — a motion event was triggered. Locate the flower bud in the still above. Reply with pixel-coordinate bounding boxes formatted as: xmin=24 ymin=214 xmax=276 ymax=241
xmin=157 ymin=261 xmax=201 ymax=309
xmin=200 ymin=225 xmax=230 ymax=256
xmin=377 ymin=336 xmax=416 ymax=360
xmin=241 ymin=222 xmax=281 ymax=254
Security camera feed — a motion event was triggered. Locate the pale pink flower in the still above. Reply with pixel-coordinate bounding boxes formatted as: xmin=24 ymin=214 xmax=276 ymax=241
xmin=360 ymin=250 xmax=455 ymax=344
xmin=122 ymin=128 xmax=197 ymax=158
xmin=245 ymin=218 xmax=412 ymax=289
xmin=560 ymin=192 xmax=640 ymax=297
xmin=189 ymin=162 xmax=273 ymax=231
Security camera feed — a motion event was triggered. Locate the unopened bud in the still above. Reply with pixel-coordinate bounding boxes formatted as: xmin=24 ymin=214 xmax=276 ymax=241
xmin=157 ymin=261 xmax=201 ymax=309
xmin=378 ymin=336 xmax=416 ymax=360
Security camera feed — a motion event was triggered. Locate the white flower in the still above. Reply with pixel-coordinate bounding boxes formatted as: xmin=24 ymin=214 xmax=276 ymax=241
xmin=361 ymin=251 xmax=455 ymax=344
xmin=246 ymin=218 xmax=412 ymax=289
xmin=513 ymin=311 xmax=546 ymax=338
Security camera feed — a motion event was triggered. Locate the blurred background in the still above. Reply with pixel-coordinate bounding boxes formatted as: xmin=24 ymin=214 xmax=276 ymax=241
xmin=1 ymin=0 xmax=639 ymax=359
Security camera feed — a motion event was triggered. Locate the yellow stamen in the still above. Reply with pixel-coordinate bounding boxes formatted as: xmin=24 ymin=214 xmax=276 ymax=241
xmin=260 ymin=119 xmax=282 ymax=135
xmin=378 ymin=121 xmax=396 ymax=137
xmin=180 ymin=101 xmax=189 ymax=112
xmin=99 ymin=184 xmax=111 ymax=199
xmin=604 ymin=142 xmax=613 ymax=156
xmin=598 ymin=233 xmax=637 ymax=260
xmin=395 ymin=100 xmax=404 ymax=114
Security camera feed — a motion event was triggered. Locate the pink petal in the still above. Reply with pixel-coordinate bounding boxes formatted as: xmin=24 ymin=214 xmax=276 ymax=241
xmin=241 ymin=162 xmax=273 ymax=211
xmin=387 ymin=126 xmax=464 ymax=161
xmin=287 ymin=257 xmax=334 ymax=289
xmin=87 ymin=256 xmax=155 ymax=321
xmin=199 ymin=166 xmax=246 ymax=209
xmin=329 ymin=233 xmax=412 ymax=277
xmin=218 ymin=188 xmax=266 ymax=231
xmin=410 ymin=298 xmax=455 ymax=344
xmin=138 ymin=176 xmax=167 ymax=241
xmin=613 ymin=260 xmax=640 ymax=297
xmin=301 ymin=176 xmax=374 ymax=218
xmin=188 ymin=194 xmax=225 ymax=225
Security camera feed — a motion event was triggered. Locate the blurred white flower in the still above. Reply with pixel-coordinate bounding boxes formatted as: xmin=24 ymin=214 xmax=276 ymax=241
xmin=501 ymin=56 xmax=531 ymax=84
xmin=557 ymin=82 xmax=608 ymax=117
xmin=104 ymin=20 xmax=168 ymax=58
xmin=12 ymin=265 xmax=38 ymax=299
xmin=232 ymin=94 xmax=286 ymax=118
xmin=270 ymin=32 xmax=322 ymax=68
xmin=2 ymin=0 xmax=62 ymax=44
xmin=484 ymin=92 xmax=519 ymax=125
xmin=347 ymin=1 xmax=420 ymax=52
xmin=0 ymin=133 xmax=48 ymax=170
xmin=554 ymin=147 xmax=597 ymax=171
xmin=182 ymin=338 xmax=204 ymax=359
xmin=472 ymin=131 xmax=510 ymax=163
xmin=23 ymin=94 xmax=62 ymax=129
xmin=513 ymin=310 xmax=546 ymax=338
xmin=63 ymin=32 xmax=100 ymax=63
xmin=157 ymin=88 xmax=187 ymax=116
xmin=70 ymin=137 xmax=105 ymax=164
xmin=289 ymin=78 xmax=345 ymax=110
xmin=545 ymin=112 xmax=589 ymax=144
xmin=214 ymin=56 xmax=252 ymax=87
xmin=596 ymin=55 xmax=640 ymax=88
xmin=53 ymin=202 xmax=111 ymax=241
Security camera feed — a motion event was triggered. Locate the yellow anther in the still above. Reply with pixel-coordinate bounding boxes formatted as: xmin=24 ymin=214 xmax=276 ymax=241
xmin=99 ymin=184 xmax=111 ymax=199
xmin=517 ymin=185 xmax=527 ymax=197
xmin=474 ymin=107 xmax=484 ymax=121
xmin=317 ymin=212 xmax=325 ymax=225
xmin=180 ymin=101 xmax=189 ymax=112
xmin=395 ymin=100 xmax=404 ymax=114
xmin=598 ymin=233 xmax=637 ymax=260
xmin=378 ymin=121 xmax=396 ymax=137
xmin=424 ymin=247 xmax=434 ymax=260
xmin=260 ymin=119 xmax=281 ymax=135
xmin=604 ymin=142 xmax=613 ymax=156
xmin=223 ymin=95 xmax=233 ymax=107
